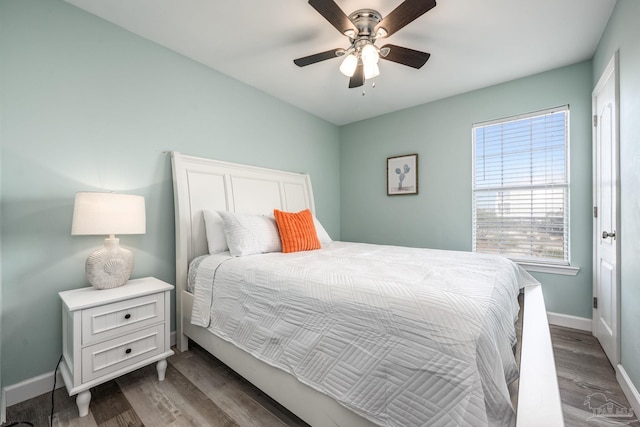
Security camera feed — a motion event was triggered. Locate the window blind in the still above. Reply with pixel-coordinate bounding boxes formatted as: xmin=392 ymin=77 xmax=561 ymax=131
xmin=472 ymin=106 xmax=569 ymax=264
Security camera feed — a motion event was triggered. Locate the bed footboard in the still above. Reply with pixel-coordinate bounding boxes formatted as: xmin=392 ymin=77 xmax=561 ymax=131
xmin=517 ymin=285 xmax=564 ymax=426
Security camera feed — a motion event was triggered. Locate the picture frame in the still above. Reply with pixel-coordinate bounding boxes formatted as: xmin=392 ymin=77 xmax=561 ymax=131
xmin=387 ymin=154 xmax=418 ymax=196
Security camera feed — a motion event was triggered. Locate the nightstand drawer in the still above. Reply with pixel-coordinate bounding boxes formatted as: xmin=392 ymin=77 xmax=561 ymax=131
xmin=82 ymin=324 xmax=165 ymax=383
xmin=82 ymin=293 xmax=164 ymax=345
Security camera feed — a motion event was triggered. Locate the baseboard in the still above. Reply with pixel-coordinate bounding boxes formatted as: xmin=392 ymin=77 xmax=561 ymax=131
xmin=3 ymin=331 xmax=178 ymax=408
xmin=546 ymin=311 xmax=592 ymax=331
xmin=3 ymin=369 xmax=65 ymax=407
xmin=617 ymin=364 xmax=640 ymax=417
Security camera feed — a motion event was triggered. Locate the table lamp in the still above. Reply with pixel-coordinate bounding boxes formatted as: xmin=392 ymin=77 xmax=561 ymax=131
xmin=71 ymin=192 xmax=146 ymax=289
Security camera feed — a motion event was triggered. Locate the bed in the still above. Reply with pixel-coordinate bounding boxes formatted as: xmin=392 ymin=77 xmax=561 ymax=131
xmin=171 ymin=151 xmax=564 ymax=427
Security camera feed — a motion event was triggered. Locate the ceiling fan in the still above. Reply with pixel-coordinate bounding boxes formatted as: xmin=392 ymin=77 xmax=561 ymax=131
xmin=294 ymin=0 xmax=436 ymax=89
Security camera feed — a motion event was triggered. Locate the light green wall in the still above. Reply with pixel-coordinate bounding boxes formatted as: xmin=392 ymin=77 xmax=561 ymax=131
xmin=1 ymin=0 xmax=631 ymax=398
xmin=592 ymin=0 xmax=640 ymax=400
xmin=0 ymin=0 xmax=340 ymax=386
xmin=340 ymin=61 xmax=594 ymax=319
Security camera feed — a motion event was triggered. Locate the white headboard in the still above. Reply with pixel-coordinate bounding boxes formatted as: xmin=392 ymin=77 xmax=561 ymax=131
xmin=171 ymin=151 xmax=315 ymax=294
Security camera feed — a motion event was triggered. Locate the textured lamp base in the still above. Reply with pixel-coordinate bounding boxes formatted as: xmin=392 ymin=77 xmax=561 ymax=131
xmin=86 ymin=237 xmax=134 ymax=289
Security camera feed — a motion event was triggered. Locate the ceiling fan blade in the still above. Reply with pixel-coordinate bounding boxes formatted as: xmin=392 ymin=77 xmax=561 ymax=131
xmin=348 ymin=64 xmax=364 ymax=88
xmin=294 ymin=49 xmax=343 ymax=67
xmin=308 ymin=0 xmax=358 ymax=36
xmin=375 ymin=0 xmax=436 ymax=38
xmin=380 ymin=44 xmax=430 ymax=69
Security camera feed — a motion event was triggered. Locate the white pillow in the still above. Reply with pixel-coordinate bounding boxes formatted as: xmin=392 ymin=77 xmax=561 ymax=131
xmin=313 ymin=217 xmax=332 ymax=243
xmin=203 ymin=210 xmax=229 ymax=254
xmin=218 ymin=211 xmax=282 ymax=256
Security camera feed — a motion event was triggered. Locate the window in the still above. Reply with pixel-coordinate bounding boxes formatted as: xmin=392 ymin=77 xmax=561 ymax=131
xmin=472 ymin=106 xmax=569 ymax=266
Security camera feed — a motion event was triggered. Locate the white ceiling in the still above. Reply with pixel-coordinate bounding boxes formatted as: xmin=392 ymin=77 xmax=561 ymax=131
xmin=64 ymin=0 xmax=616 ymax=125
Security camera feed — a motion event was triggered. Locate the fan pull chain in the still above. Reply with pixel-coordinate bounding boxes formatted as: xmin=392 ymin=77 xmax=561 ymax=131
xmin=362 ymin=79 xmax=376 ymax=96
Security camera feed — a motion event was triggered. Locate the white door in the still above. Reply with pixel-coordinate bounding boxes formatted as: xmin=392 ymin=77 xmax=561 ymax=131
xmin=592 ymin=53 xmax=620 ymax=365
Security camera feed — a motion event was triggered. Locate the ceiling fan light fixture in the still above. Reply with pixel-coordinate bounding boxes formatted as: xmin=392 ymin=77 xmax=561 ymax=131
xmin=294 ymin=0 xmax=436 ymax=89
xmin=339 ymin=53 xmax=358 ymax=77
xmin=363 ymin=62 xmax=380 ymax=80
xmin=361 ymin=43 xmax=379 ymax=66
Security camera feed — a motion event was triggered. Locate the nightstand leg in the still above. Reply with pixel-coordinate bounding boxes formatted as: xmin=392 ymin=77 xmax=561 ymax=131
xmin=157 ymin=359 xmax=168 ymax=381
xmin=76 ymin=390 xmax=91 ymax=417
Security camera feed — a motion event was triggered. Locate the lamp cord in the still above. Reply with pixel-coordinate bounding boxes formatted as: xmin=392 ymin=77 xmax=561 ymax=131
xmin=50 ymin=355 xmax=63 ymax=427
xmin=1 ymin=355 xmax=63 ymax=427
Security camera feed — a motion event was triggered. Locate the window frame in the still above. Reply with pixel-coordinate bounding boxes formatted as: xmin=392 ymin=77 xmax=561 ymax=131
xmin=471 ymin=106 xmax=579 ymax=276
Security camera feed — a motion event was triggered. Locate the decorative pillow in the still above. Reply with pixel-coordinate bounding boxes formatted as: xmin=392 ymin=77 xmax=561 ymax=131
xmin=313 ymin=217 xmax=332 ymax=243
xmin=203 ymin=210 xmax=229 ymax=254
xmin=273 ymin=209 xmax=322 ymax=253
xmin=218 ymin=211 xmax=282 ymax=257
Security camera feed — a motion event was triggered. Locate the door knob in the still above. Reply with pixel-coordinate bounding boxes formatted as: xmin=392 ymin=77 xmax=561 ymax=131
xmin=602 ymin=230 xmax=616 ymax=240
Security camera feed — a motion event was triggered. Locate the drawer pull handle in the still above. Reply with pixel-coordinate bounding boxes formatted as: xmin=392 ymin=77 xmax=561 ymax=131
xmin=124 ymin=313 xmax=131 ymax=320
xmin=125 ymin=348 xmax=132 ymax=354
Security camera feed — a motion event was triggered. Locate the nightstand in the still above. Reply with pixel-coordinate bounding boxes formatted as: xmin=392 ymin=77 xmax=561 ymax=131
xmin=58 ymin=276 xmax=174 ymax=417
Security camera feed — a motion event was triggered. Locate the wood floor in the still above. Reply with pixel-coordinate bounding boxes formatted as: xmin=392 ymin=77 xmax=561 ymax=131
xmin=6 ymin=326 xmax=638 ymax=427
xmin=550 ymin=325 xmax=638 ymax=427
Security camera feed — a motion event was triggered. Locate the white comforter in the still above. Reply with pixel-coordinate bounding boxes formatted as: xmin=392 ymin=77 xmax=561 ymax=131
xmin=191 ymin=241 xmax=539 ymax=426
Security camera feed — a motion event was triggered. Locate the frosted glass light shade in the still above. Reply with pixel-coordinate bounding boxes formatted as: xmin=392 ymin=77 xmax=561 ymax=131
xmin=364 ymin=62 xmax=380 ymax=80
xmin=72 ymin=192 xmax=146 ymax=236
xmin=339 ymin=53 xmax=358 ymax=77
xmin=361 ymin=43 xmax=379 ymax=66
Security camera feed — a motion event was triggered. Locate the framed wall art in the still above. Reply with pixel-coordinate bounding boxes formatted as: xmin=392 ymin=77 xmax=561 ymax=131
xmin=387 ymin=154 xmax=418 ymax=196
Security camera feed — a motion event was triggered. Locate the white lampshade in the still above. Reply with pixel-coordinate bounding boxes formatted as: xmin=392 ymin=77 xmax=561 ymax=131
xmin=339 ymin=53 xmax=358 ymax=77
xmin=72 ymin=192 xmax=146 ymax=289
xmin=72 ymin=192 xmax=146 ymax=236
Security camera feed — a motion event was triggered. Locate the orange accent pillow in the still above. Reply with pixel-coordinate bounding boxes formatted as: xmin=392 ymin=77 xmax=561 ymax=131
xmin=273 ymin=209 xmax=321 ymax=253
